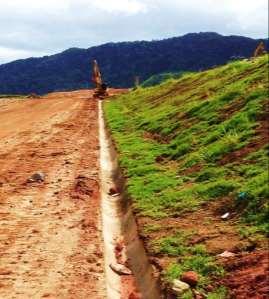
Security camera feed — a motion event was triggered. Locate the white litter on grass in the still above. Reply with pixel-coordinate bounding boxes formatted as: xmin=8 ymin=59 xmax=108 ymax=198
xmin=221 ymin=212 xmax=230 ymax=220
xmin=218 ymin=251 xmax=235 ymax=258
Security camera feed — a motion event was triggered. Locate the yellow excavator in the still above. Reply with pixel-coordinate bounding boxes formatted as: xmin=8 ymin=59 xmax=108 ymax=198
xmin=92 ymin=60 xmax=108 ymax=98
xmin=253 ymin=41 xmax=267 ymax=58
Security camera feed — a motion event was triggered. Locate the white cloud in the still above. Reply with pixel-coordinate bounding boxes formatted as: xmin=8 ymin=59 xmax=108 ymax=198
xmin=0 ymin=46 xmax=46 ymax=64
xmin=227 ymin=0 xmax=268 ymax=32
xmin=0 ymin=0 xmax=70 ymax=14
xmin=0 ymin=0 xmax=267 ymax=64
xmin=91 ymin=0 xmax=147 ymax=14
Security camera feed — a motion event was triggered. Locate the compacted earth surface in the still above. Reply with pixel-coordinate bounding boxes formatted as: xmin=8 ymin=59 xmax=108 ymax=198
xmin=0 ymin=90 xmax=108 ymax=299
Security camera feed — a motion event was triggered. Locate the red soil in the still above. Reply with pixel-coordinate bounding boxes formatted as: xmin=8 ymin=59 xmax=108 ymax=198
xmin=138 ymin=198 xmax=268 ymax=298
xmin=0 ymin=90 xmax=110 ymax=298
xmin=220 ymin=250 xmax=269 ymax=299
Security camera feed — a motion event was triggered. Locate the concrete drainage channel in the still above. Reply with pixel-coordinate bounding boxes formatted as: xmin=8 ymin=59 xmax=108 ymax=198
xmin=98 ymin=100 xmax=161 ymax=299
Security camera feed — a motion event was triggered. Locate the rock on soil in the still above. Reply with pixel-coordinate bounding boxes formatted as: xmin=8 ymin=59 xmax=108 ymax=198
xmin=181 ymin=271 xmax=199 ymax=287
xmin=171 ymin=279 xmax=190 ymax=295
xmin=109 ymin=263 xmax=132 ymax=275
xmin=27 ymin=171 xmax=45 ymax=183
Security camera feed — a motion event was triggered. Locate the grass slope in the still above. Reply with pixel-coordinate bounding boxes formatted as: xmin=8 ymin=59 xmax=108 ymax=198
xmin=104 ymin=55 xmax=268 ymax=295
xmin=141 ymin=72 xmax=186 ymax=88
xmin=0 ymin=95 xmax=25 ymax=98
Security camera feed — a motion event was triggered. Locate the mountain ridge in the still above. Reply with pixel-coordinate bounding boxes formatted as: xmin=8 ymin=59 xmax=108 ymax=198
xmin=0 ymin=32 xmax=267 ymax=95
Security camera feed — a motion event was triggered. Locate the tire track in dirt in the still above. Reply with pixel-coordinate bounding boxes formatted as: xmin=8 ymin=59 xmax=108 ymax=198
xmin=0 ymin=91 xmax=106 ymax=299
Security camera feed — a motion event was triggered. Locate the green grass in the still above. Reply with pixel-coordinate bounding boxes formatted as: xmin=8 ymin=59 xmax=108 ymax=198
xmin=141 ymin=71 xmax=188 ymax=88
xmin=165 ymin=255 xmax=224 ymax=287
xmin=105 ymin=55 xmax=268 ymax=234
xmin=207 ymin=287 xmax=227 ymax=299
xmin=0 ymin=94 xmax=25 ymax=98
xmin=152 ymin=231 xmax=193 ymax=256
xmin=142 ymin=223 xmax=162 ymax=233
xmin=162 ymin=240 xmax=225 ymax=291
xmin=105 ymin=56 xmax=268 ymax=296
xmin=152 ymin=231 xmax=224 ymax=289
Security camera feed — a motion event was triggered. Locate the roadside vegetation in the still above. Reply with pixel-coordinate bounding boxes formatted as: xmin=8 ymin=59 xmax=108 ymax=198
xmin=104 ymin=55 xmax=268 ymax=297
xmin=0 ymin=94 xmax=25 ymax=98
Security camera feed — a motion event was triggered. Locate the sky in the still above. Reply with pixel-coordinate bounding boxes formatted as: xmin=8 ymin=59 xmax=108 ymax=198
xmin=0 ymin=0 xmax=267 ymax=64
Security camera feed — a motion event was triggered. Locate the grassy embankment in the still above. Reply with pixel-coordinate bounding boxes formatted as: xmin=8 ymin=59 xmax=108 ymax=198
xmin=0 ymin=95 xmax=25 ymax=99
xmin=141 ymin=72 xmax=186 ymax=88
xmin=0 ymin=94 xmax=26 ymax=100
xmin=104 ymin=55 xmax=268 ymax=297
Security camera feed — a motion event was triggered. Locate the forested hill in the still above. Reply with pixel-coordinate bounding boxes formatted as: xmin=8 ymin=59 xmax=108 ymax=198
xmin=0 ymin=32 xmax=267 ymax=95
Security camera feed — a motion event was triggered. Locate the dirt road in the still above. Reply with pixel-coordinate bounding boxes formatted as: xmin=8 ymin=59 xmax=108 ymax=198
xmin=0 ymin=90 xmax=106 ymax=299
